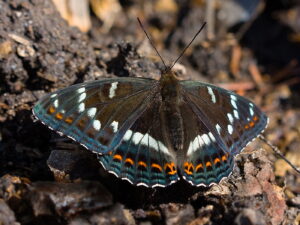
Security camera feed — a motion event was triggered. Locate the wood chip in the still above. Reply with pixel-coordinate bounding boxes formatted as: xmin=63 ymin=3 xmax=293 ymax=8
xmin=230 ymin=44 xmax=242 ymax=78
xmin=0 ymin=40 xmax=12 ymax=58
xmin=8 ymin=33 xmax=31 ymax=46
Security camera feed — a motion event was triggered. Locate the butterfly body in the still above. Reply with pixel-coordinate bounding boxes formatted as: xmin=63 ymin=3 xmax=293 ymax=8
xmin=33 ymin=69 xmax=268 ymax=188
xmin=159 ymin=71 xmax=184 ymax=159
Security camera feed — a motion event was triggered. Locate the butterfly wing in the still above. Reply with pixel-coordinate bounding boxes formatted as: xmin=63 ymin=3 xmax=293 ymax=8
xmin=98 ymin=93 xmax=179 ymax=187
xmin=179 ymin=81 xmax=268 ymax=186
xmin=33 ymin=78 xmax=157 ymax=154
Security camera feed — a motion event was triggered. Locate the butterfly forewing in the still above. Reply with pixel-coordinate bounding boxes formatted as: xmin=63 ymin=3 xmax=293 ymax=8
xmin=181 ymin=81 xmax=268 ymax=153
xmin=33 ymin=78 xmax=157 ymax=154
xmin=179 ymin=81 xmax=268 ymax=186
xmin=98 ymin=93 xmax=179 ymax=187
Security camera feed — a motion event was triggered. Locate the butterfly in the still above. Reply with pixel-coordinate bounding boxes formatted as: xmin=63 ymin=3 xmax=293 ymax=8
xmin=32 ymin=21 xmax=268 ymax=188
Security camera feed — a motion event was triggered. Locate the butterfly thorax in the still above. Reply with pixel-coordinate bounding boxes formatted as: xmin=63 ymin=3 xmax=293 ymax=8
xmin=159 ymin=70 xmax=181 ymax=102
xmin=159 ymin=70 xmax=184 ymax=163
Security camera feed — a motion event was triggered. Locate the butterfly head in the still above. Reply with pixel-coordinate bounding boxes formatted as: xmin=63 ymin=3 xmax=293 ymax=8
xmin=160 ymin=68 xmax=179 ymax=82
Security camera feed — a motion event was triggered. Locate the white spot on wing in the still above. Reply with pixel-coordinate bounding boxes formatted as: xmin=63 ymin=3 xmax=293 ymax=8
xmin=143 ymin=134 xmax=160 ymax=152
xmin=249 ymin=106 xmax=254 ymax=116
xmin=53 ymin=99 xmax=59 ymax=108
xmin=124 ymin=130 xmax=170 ymax=156
xmin=227 ymin=113 xmax=234 ymax=124
xmin=131 ymin=132 xmax=143 ymax=144
xmin=111 ymin=121 xmax=118 ymax=133
xmin=228 ymin=124 xmax=233 ymax=134
xmin=202 ymin=134 xmax=211 ymax=145
xmin=231 ymin=95 xmax=238 ymax=109
xmin=78 ymin=92 xmax=87 ymax=102
xmin=87 ymin=107 xmax=97 ymax=118
xmin=187 ymin=136 xmax=199 ymax=156
xmin=93 ymin=120 xmax=101 ymax=130
xmin=123 ymin=130 xmax=133 ymax=141
xmin=207 ymin=87 xmax=216 ymax=103
xmin=233 ymin=109 xmax=239 ymax=119
xmin=77 ymin=87 xmax=86 ymax=94
xmin=78 ymin=102 xmax=85 ymax=112
xmin=216 ymin=124 xmax=221 ymax=135
xmin=109 ymin=82 xmax=118 ymax=99
xmin=187 ymin=132 xmax=216 ymax=156
xmin=51 ymin=93 xmax=57 ymax=98
xmin=208 ymin=132 xmax=216 ymax=142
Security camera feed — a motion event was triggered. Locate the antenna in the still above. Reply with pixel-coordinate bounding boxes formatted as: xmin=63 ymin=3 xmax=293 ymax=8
xmin=169 ymin=22 xmax=207 ymax=70
xmin=137 ymin=17 xmax=167 ymax=70
xmin=259 ymin=135 xmax=300 ymax=174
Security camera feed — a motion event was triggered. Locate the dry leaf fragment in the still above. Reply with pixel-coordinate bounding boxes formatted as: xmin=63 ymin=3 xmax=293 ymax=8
xmin=90 ymin=0 xmax=121 ymax=33
xmin=52 ymin=0 xmax=91 ymax=32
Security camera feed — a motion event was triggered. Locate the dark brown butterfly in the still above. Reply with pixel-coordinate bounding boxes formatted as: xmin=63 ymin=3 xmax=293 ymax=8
xmin=33 ymin=21 xmax=268 ymax=187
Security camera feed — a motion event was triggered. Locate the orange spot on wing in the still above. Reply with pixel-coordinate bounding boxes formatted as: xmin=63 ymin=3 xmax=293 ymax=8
xmin=55 ymin=112 xmax=63 ymax=120
xmin=249 ymin=121 xmax=255 ymax=127
xmin=206 ymin=161 xmax=212 ymax=167
xmin=195 ymin=163 xmax=203 ymax=172
xmin=214 ymin=158 xmax=221 ymax=164
xmin=113 ymin=154 xmax=122 ymax=161
xmin=164 ymin=162 xmax=177 ymax=175
xmin=222 ymin=155 xmax=227 ymax=161
xmin=125 ymin=158 xmax=134 ymax=166
xmin=65 ymin=117 xmax=73 ymax=124
xmin=48 ymin=106 xmax=56 ymax=114
xmin=184 ymin=162 xmax=194 ymax=175
xmin=138 ymin=161 xmax=147 ymax=168
xmin=253 ymin=116 xmax=258 ymax=121
xmin=151 ymin=163 xmax=162 ymax=172
xmin=245 ymin=124 xmax=249 ymax=129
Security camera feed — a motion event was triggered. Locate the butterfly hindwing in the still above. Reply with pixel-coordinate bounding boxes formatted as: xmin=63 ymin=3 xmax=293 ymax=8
xmin=179 ymin=81 xmax=268 ymax=186
xmin=33 ymin=78 xmax=157 ymax=154
xmin=174 ymin=100 xmax=233 ymax=186
xmin=98 ymin=94 xmax=179 ymax=187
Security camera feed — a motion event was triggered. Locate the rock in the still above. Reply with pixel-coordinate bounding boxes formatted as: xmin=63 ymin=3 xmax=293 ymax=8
xmin=0 ymin=199 xmax=19 ymax=225
xmin=161 ymin=203 xmax=194 ymax=225
xmin=28 ymin=181 xmax=113 ymax=217
xmin=69 ymin=203 xmax=130 ymax=225
xmin=234 ymin=208 xmax=265 ymax=225
xmin=47 ymin=149 xmax=100 ymax=182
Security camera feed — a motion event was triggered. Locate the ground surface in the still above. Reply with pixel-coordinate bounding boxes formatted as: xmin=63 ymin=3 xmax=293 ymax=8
xmin=0 ymin=0 xmax=300 ymax=224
